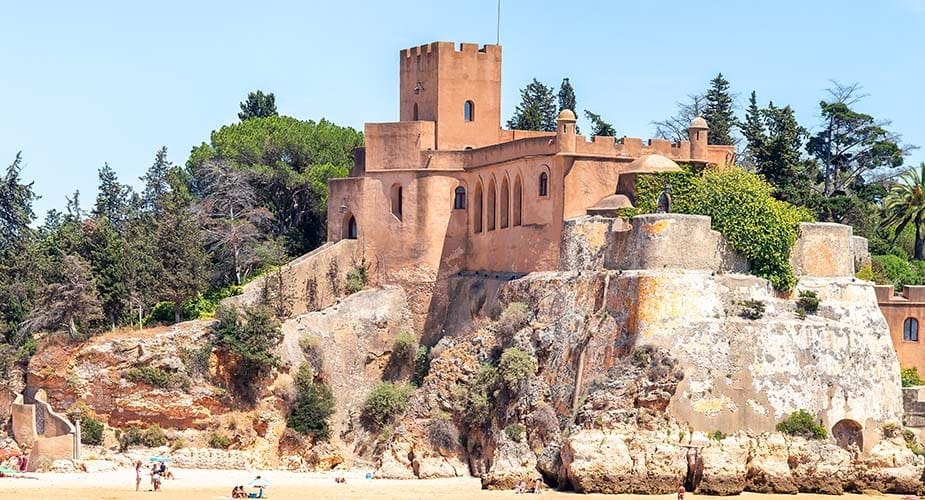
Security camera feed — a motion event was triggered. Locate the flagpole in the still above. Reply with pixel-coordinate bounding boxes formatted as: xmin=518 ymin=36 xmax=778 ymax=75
xmin=496 ymin=0 xmax=501 ymax=45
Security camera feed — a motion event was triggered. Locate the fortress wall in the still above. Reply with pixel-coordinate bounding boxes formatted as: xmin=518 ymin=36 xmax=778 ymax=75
xmin=561 ymin=159 xmax=624 ymax=219
xmin=790 ymin=223 xmax=855 ymax=277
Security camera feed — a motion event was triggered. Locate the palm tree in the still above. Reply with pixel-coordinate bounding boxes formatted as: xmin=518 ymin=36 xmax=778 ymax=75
xmin=883 ymin=163 xmax=925 ymax=260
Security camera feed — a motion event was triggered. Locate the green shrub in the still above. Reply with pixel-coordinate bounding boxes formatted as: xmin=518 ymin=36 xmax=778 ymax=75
xmin=776 ymin=409 xmax=827 ymax=439
xmin=179 ymin=342 xmax=213 ymax=377
xmin=287 ymin=365 xmax=336 ymax=438
xmin=453 ymin=363 xmax=498 ymax=425
xmin=211 ymin=304 xmax=282 ymax=402
xmin=362 ymin=381 xmax=414 ymax=428
xmin=345 ymin=258 xmax=369 ymax=294
xmin=412 ymin=346 xmax=431 ymax=387
xmin=498 ymin=347 xmax=537 ymax=392
xmin=709 ymin=430 xmax=726 ymax=441
xmin=902 ymin=428 xmax=925 ymax=456
xmin=873 ymin=254 xmax=920 ymax=291
xmin=737 ymin=299 xmax=766 ymax=320
xmin=80 ymin=416 xmax=104 ymax=445
xmin=504 ymin=423 xmax=526 ymax=443
xmin=117 ymin=424 xmax=167 ymax=451
xmin=169 ymin=438 xmax=186 ymax=451
xmin=143 ymin=424 xmax=167 ymax=447
xmin=497 ymin=302 xmax=530 ymax=341
xmin=426 ymin=416 xmax=459 ymax=451
xmin=392 ymin=331 xmax=417 ymax=360
xmin=795 ymin=290 xmax=820 ymax=319
xmin=902 ymin=367 xmax=925 ymax=387
xmin=636 ymin=165 xmax=813 ymax=291
xmin=124 ymin=366 xmax=188 ymax=389
xmin=207 ymin=432 xmax=232 ymax=449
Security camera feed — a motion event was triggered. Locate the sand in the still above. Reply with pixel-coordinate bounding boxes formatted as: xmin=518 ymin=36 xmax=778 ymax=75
xmin=0 ymin=470 xmax=913 ymax=500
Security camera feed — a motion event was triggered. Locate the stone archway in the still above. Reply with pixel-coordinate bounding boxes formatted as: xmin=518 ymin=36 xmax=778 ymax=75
xmin=343 ymin=213 xmax=358 ymax=240
xmin=832 ymin=419 xmax=863 ymax=452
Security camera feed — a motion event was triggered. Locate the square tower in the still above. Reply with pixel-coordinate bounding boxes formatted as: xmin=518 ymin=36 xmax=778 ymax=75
xmin=399 ymin=42 xmax=502 ymax=151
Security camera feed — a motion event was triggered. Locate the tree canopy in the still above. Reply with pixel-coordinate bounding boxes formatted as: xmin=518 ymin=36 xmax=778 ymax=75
xmin=506 ymin=79 xmax=557 ymax=132
xmin=238 ymin=90 xmax=278 ymax=121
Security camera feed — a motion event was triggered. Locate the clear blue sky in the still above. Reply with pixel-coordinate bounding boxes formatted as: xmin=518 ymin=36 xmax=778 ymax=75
xmin=2 ymin=0 xmax=923 ymax=220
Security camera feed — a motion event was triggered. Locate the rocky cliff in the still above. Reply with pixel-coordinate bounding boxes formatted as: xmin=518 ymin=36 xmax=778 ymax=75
xmin=371 ymin=215 xmax=921 ymax=494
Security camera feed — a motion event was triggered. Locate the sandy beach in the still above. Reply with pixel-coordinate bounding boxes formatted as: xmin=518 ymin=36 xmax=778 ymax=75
xmin=0 ymin=470 xmax=914 ymax=500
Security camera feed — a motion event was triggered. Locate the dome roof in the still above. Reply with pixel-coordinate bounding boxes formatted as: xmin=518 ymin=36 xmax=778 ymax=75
xmin=590 ymin=194 xmax=633 ymax=210
xmin=622 ymin=154 xmax=683 ymax=174
xmin=587 ymin=193 xmax=634 ymax=217
xmin=690 ymin=116 xmax=709 ymax=129
xmin=557 ymin=109 xmax=577 ymax=121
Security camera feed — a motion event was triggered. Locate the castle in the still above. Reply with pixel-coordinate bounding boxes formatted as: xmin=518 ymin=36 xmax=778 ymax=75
xmin=327 ymin=42 xmax=734 ymax=290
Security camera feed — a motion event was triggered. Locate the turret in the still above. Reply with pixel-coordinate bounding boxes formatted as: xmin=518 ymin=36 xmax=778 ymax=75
xmin=689 ymin=116 xmax=709 ymax=162
xmin=556 ymin=109 xmax=577 ymax=152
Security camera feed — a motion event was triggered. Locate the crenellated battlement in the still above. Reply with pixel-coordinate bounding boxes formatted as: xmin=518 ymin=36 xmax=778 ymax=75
xmin=400 ymin=41 xmax=500 ymax=60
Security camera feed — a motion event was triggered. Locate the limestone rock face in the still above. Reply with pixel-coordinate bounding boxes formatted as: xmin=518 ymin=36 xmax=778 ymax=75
xmin=561 ymin=428 xmax=686 ymax=494
xmin=400 ymin=259 xmax=915 ymax=494
xmin=26 ymin=320 xmax=225 ymax=429
xmin=279 ymin=285 xmax=415 ymax=466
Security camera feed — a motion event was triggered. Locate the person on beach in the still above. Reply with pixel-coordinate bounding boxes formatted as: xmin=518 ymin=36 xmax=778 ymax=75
xmin=678 ymin=485 xmax=686 ymax=500
xmin=532 ymin=477 xmax=543 ymax=494
xmin=135 ymin=461 xmax=143 ymax=491
xmin=515 ymin=479 xmax=526 ymax=493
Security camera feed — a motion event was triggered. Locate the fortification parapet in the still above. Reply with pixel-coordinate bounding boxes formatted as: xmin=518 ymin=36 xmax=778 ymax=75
xmin=789 ymin=223 xmax=855 ymax=278
xmin=605 ymin=214 xmax=747 ymax=272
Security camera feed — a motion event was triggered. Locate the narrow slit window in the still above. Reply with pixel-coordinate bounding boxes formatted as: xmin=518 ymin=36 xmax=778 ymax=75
xmin=464 ymin=100 xmax=475 ymax=122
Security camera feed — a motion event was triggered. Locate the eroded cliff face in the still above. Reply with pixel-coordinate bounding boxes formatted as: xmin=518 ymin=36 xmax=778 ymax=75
xmin=376 ymin=268 xmax=920 ymax=494
xmin=22 ymin=286 xmax=415 ymax=471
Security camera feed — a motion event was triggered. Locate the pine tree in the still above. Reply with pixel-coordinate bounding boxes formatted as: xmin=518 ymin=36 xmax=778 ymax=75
xmin=238 ymin=90 xmax=278 ymax=121
xmin=85 ymin=219 xmax=131 ymax=329
xmin=702 ymin=73 xmax=737 ymax=145
xmin=93 ymin=163 xmax=133 ymax=226
xmin=557 ymin=78 xmax=576 ymax=113
xmin=22 ymin=254 xmax=103 ymax=340
xmin=584 ymin=110 xmax=616 ymax=137
xmin=154 ymin=169 xmax=207 ymax=323
xmin=65 ymin=190 xmax=83 ymax=223
xmin=506 ymin=79 xmax=557 ymax=132
xmin=141 ymin=147 xmax=172 ymax=213
xmin=741 ymin=91 xmax=766 ymax=167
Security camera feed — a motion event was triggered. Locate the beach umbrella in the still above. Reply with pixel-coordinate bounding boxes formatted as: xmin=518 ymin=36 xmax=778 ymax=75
xmin=0 ymin=466 xmax=19 ymax=475
xmin=149 ymin=456 xmax=170 ymax=462
xmin=0 ymin=449 xmax=20 ymax=459
xmin=249 ymin=477 xmax=270 ymax=488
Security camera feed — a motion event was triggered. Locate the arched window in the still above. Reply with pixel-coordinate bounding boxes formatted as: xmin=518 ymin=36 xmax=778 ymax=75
xmin=539 ymin=172 xmax=548 ymax=197
xmin=454 ymin=186 xmax=466 ymax=209
xmin=390 ymin=184 xmax=403 ymax=220
xmin=500 ymin=177 xmax=510 ymax=228
xmin=413 ymin=103 xmax=419 ymax=121
xmin=464 ymin=100 xmax=475 ymax=122
xmin=487 ymin=178 xmax=497 ymax=231
xmin=513 ymin=176 xmax=523 ymax=226
xmin=345 ymin=215 xmax=358 ymax=239
xmin=905 ymin=318 xmax=919 ymax=341
xmin=473 ymin=183 xmax=483 ymax=233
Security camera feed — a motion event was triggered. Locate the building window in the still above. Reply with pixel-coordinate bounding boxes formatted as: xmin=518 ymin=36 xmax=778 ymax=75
xmin=487 ymin=179 xmax=496 ymax=231
xmin=474 ymin=183 xmax=483 ymax=233
xmin=539 ymin=172 xmax=548 ymax=196
xmin=513 ymin=176 xmax=523 ymax=226
xmin=390 ymin=184 xmax=403 ymax=220
xmin=454 ymin=186 xmax=466 ymax=209
xmin=905 ymin=318 xmax=919 ymax=342
xmin=346 ymin=215 xmax=358 ymax=239
xmin=464 ymin=100 xmax=475 ymax=122
xmin=500 ymin=177 xmax=510 ymax=228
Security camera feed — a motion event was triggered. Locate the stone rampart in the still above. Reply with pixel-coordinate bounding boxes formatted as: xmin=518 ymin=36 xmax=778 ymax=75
xmin=604 ymin=214 xmax=747 ymax=273
xmin=224 ymin=239 xmax=361 ymax=316
xmin=790 ymin=222 xmax=855 ymax=277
